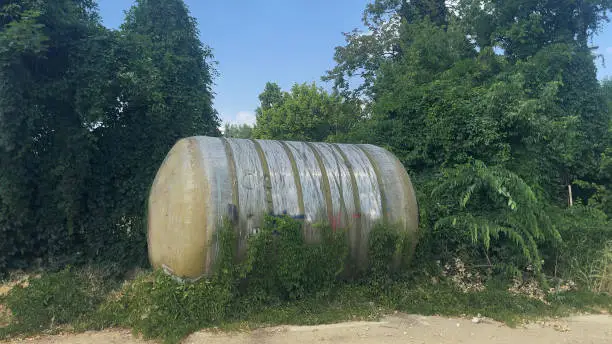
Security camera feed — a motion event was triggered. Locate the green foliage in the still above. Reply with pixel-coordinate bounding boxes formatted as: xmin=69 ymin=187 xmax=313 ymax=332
xmin=461 ymin=0 xmax=612 ymax=56
xmin=1 ymin=1 xmax=612 ymax=341
xmin=323 ymin=3 xmax=401 ymax=100
xmin=574 ymin=179 xmax=612 ymax=216
xmin=1 ymin=268 xmax=114 ymax=337
xmin=323 ymin=0 xmax=448 ymax=99
xmin=578 ymin=82 xmax=612 ymax=216
xmin=544 ymin=206 xmax=612 ymax=293
xmin=328 ymin=0 xmax=611 ymax=199
xmin=424 ymin=161 xmax=560 ymax=279
xmin=223 ymin=123 xmax=254 ymax=139
xmin=367 ymin=223 xmax=413 ymax=288
xmin=3 ymin=216 xmax=612 ymax=343
xmin=0 ymin=0 xmax=219 ymax=274
xmin=0 ymin=3 xmax=47 ymax=55
xmin=364 ymin=18 xmax=607 ymax=199
xmin=0 ymin=0 xmax=116 ymax=272
xmin=91 ymin=216 xmax=349 ymax=343
xmin=603 ymin=78 xmax=612 ymax=113
xmin=85 ymin=0 xmax=220 ymax=269
xmin=222 ymin=284 xmax=383 ymax=329
xmin=239 ymin=215 xmax=348 ymax=302
xmin=321 ymin=0 xmax=611 ymax=289
xmin=105 ymin=271 xmax=232 ymax=344
xmin=253 ymin=82 xmax=362 ymax=142
xmin=368 ymin=223 xmax=400 ymax=283
xmin=84 ymin=220 xmax=239 ymax=343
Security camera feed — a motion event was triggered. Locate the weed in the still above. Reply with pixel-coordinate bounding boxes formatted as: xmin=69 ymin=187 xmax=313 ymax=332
xmin=2 ymin=215 xmax=612 ymax=344
xmin=0 ymin=267 xmax=114 ymax=339
xmin=89 ymin=215 xmax=349 ymax=343
xmin=223 ymin=285 xmax=383 ymax=330
xmin=593 ymin=241 xmax=612 ymax=293
xmin=545 ymin=206 xmax=612 ymax=293
xmin=239 ymin=215 xmax=348 ymax=302
xmin=109 ymin=270 xmax=232 ymax=344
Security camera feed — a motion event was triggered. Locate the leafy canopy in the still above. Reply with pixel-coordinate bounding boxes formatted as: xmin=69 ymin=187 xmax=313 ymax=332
xmin=253 ymin=82 xmax=362 ymax=143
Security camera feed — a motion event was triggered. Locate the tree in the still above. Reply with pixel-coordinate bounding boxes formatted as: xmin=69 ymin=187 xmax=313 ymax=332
xmin=322 ymin=1 xmax=402 ymax=100
xmin=368 ymin=19 xmax=500 ymax=170
xmin=85 ymin=0 xmax=220 ymax=265
xmin=0 ymin=0 xmax=222 ymax=273
xmin=604 ymin=78 xmax=612 ymax=113
xmin=431 ymin=160 xmax=560 ymax=278
xmin=223 ymin=123 xmax=253 ymax=139
xmin=461 ymin=0 xmax=612 ymax=57
xmin=323 ymin=0 xmax=448 ymax=100
xmin=574 ymin=79 xmax=612 ymax=215
xmin=461 ymin=0 xmax=611 ymax=192
xmin=329 ymin=0 xmax=612 ymax=198
xmin=323 ymin=0 xmax=612 ymax=277
xmin=252 ymin=82 xmax=361 ymax=142
xmin=0 ymin=0 xmax=115 ymax=269
xmin=258 ymin=82 xmax=283 ymax=111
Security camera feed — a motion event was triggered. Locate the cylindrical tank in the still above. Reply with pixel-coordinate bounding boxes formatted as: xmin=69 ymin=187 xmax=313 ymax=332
xmin=147 ymin=136 xmax=418 ymax=280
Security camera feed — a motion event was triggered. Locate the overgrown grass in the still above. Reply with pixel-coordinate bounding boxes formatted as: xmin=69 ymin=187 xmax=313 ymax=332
xmin=1 ymin=215 xmax=611 ymax=343
xmin=545 ymin=206 xmax=612 ymax=294
xmin=0 ymin=267 xmax=119 ymax=338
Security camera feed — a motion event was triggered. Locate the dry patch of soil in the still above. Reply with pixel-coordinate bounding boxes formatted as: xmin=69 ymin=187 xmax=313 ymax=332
xmin=2 ymin=313 xmax=611 ymax=344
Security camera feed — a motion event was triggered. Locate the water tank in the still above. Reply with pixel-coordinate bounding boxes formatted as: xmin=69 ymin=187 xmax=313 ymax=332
xmin=147 ymin=136 xmax=418 ymax=280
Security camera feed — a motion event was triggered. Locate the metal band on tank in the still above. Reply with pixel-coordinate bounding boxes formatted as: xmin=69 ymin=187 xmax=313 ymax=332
xmin=331 ymin=143 xmax=362 ymax=265
xmin=251 ymin=139 xmax=274 ymax=214
xmin=221 ymin=138 xmax=239 ymax=220
xmin=305 ymin=142 xmax=334 ymax=225
xmin=279 ymin=141 xmax=306 ymax=216
xmin=356 ymin=145 xmax=389 ymax=224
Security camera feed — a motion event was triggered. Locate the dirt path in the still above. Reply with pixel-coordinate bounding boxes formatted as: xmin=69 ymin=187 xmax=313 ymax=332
xmin=3 ymin=313 xmax=611 ymax=344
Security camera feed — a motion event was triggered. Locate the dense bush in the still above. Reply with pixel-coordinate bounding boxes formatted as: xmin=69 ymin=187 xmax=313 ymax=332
xmin=95 ymin=215 xmax=350 ymax=343
xmin=410 ymin=162 xmax=562 ymax=283
xmin=1 ymin=268 xmax=115 ymax=335
xmin=2 ymin=215 xmax=611 ymax=343
xmin=542 ymin=206 xmax=612 ymax=293
xmin=367 ymin=222 xmax=414 ymax=289
xmin=237 ymin=215 xmax=348 ymax=303
xmin=408 ymin=164 xmax=612 ymax=296
xmin=0 ymin=0 xmax=219 ymax=276
xmin=105 ymin=271 xmax=233 ymax=343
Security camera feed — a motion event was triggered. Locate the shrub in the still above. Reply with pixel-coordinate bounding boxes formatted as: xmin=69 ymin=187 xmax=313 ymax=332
xmin=425 ymin=161 xmax=560 ymax=280
xmin=94 ymin=215 xmax=350 ymax=343
xmin=109 ymin=270 xmax=233 ymax=344
xmin=367 ymin=222 xmax=413 ymax=289
xmin=238 ymin=215 xmax=348 ymax=302
xmin=2 ymin=213 xmax=612 ymax=344
xmin=1 ymin=268 xmax=112 ymax=336
xmin=545 ymin=205 xmax=612 ymax=293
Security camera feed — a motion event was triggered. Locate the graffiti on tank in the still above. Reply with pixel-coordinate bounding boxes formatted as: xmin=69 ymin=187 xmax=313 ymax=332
xmin=228 ymin=204 xmax=362 ymax=232
xmin=329 ymin=211 xmax=342 ymax=231
xmin=328 ymin=211 xmax=362 ymax=231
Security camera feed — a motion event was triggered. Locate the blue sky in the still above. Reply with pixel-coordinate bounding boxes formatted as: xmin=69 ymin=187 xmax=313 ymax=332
xmin=97 ymin=1 xmax=612 ymax=127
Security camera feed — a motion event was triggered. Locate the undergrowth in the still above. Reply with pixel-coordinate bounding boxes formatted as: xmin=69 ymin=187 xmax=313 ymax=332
xmin=0 ymin=267 xmax=118 ymax=337
xmin=1 ymin=215 xmax=611 ymax=343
